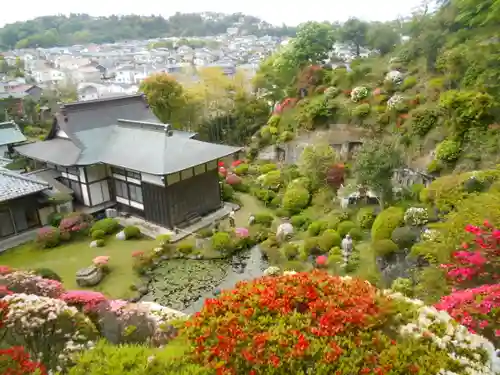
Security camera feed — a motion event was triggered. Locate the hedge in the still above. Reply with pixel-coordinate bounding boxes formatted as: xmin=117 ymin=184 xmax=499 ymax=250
xmin=371 ymin=206 xmax=404 ymax=242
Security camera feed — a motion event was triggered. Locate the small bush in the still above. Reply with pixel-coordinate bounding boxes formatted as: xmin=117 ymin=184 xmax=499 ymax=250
xmin=348 ymin=227 xmax=363 ymax=241
xmin=254 ymin=212 xmax=274 ymax=227
xmin=356 ymin=207 xmax=376 ymax=229
xmin=177 ymin=241 xmax=194 ymax=255
xmin=47 ymin=212 xmax=63 ymax=227
xmin=391 ymin=226 xmax=418 ymax=249
xmin=123 ymin=226 xmax=141 ymax=239
xmin=91 ymin=230 xmax=106 ymax=240
xmin=290 ymin=214 xmax=310 ymax=229
xmin=283 ymin=243 xmax=299 ymax=260
xmin=252 ymin=188 xmax=276 ymax=204
xmin=36 ymin=226 xmax=61 ymax=249
xmin=259 ymin=163 xmax=277 ymax=174
xmin=436 ymin=139 xmax=461 ymax=163
xmin=337 ymin=221 xmax=356 ymax=237
xmin=410 ymin=107 xmax=439 ymax=137
xmin=211 ymin=232 xmax=233 ymax=253
xmin=325 ymin=215 xmax=340 ymax=230
xmin=95 ymin=239 xmax=105 ymax=247
xmin=196 ymin=229 xmax=212 ymax=238
xmin=402 ymin=76 xmax=417 ymax=90
xmin=91 ymin=218 xmax=119 ymax=235
xmin=222 ymin=183 xmax=235 ymax=201
xmin=372 ymin=239 xmax=399 ymax=257
xmin=318 ymin=229 xmax=341 ymax=252
xmin=32 ymin=268 xmax=62 ymax=281
xmin=351 ymin=103 xmax=371 ymax=118
xmin=303 ymin=237 xmax=320 ymax=255
xmin=371 ymin=206 xmax=404 ymax=241
xmin=307 ymin=221 xmax=327 ymax=236
xmin=233 ymin=163 xmax=249 ymax=176
xmin=282 ymin=186 xmax=310 ymax=214
xmin=156 ymin=234 xmax=172 ymax=243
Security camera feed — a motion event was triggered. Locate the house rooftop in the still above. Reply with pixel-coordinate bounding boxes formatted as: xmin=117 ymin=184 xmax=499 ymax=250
xmin=0 ymin=121 xmax=27 ymax=146
xmin=15 ymin=95 xmax=241 ymax=175
xmin=0 ymin=168 xmax=51 ymax=202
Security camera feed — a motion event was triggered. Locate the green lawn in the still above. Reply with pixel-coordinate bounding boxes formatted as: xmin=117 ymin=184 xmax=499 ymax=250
xmin=0 ymin=236 xmax=155 ymax=299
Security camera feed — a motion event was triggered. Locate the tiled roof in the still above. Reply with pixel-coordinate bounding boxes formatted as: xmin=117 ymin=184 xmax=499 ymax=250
xmin=0 ymin=168 xmax=50 ymax=202
xmin=0 ymin=121 xmax=27 ymax=146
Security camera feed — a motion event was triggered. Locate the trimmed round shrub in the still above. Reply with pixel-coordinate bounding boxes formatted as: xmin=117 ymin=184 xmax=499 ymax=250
xmin=337 ymin=220 xmax=356 ymax=237
xmin=410 ymin=107 xmax=439 ymax=136
xmin=307 ymin=221 xmax=327 ymax=236
xmin=90 ymin=218 xmax=119 ymax=235
xmin=95 ymin=239 xmax=105 ymax=247
xmin=91 ymin=229 xmax=106 ymax=240
xmin=233 ymin=163 xmax=249 ymax=176
xmin=318 ymin=229 xmax=341 ymax=252
xmin=372 ymin=239 xmax=399 ymax=257
xmin=156 ymin=234 xmax=172 ymax=243
xmin=436 ymin=139 xmax=461 ymax=162
xmin=371 ymin=206 xmax=404 ymax=241
xmin=211 ymin=232 xmax=233 ymax=253
xmin=352 ymin=103 xmax=371 ymax=118
xmin=303 ymin=237 xmax=320 ymax=256
xmin=391 ymin=226 xmax=419 ymax=249
xmin=36 ymin=226 xmax=61 ymax=249
xmin=177 ymin=241 xmax=194 ymax=255
xmin=283 ymin=243 xmax=299 ymax=260
xmin=348 ymin=227 xmax=363 ymax=241
xmin=32 ymin=268 xmax=62 ymax=282
xmin=259 ymin=163 xmax=277 ymax=174
xmin=222 ymin=183 xmax=235 ymax=201
xmin=183 ymin=272 xmax=495 ymax=374
xmin=282 ymin=186 xmax=310 ymax=214
xmin=290 ymin=214 xmax=310 ymax=229
xmin=254 ymin=212 xmax=274 ymax=227
xmin=356 ymin=207 xmax=376 ymax=229
xmin=123 ymin=225 xmax=141 ymax=239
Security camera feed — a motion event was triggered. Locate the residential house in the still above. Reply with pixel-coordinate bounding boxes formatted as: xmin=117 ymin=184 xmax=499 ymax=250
xmin=32 ymin=68 xmax=66 ymax=85
xmin=8 ymin=84 xmax=43 ymax=101
xmin=0 ymin=168 xmax=50 ymax=242
xmin=70 ymin=65 xmax=102 ymax=83
xmin=0 ymin=121 xmax=27 ymax=158
xmin=15 ymin=95 xmax=241 ymax=229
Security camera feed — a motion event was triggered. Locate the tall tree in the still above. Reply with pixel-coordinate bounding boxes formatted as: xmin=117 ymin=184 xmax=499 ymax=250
xmin=298 ymin=143 xmax=338 ymax=190
xmin=290 ymin=21 xmax=336 ymax=65
xmin=339 ymin=18 xmax=369 ymax=56
xmin=140 ymin=73 xmax=186 ymax=125
xmin=366 ymin=22 xmax=401 ymax=55
xmin=353 ymin=140 xmax=402 ymax=208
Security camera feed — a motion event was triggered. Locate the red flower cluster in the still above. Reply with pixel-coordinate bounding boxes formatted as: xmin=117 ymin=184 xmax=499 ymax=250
xmin=60 ymin=290 xmax=107 ymax=312
xmin=435 ymin=284 xmax=500 ymax=345
xmin=274 ymin=97 xmax=298 ymax=114
xmin=0 ymin=346 xmax=47 ymax=375
xmin=183 ymin=271 xmax=394 ymax=374
xmin=0 ymin=265 xmax=13 ymax=275
xmin=441 ymin=221 xmax=500 ymax=286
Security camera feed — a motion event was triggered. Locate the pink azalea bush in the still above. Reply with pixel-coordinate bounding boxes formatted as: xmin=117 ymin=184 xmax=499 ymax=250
xmin=60 ymin=290 xmax=107 ymax=312
xmin=235 ymin=227 xmax=249 ymax=238
xmin=93 ymin=256 xmax=110 ymax=265
xmin=35 ymin=226 xmax=61 ymax=249
xmin=435 ymin=284 xmax=500 ymax=347
xmin=441 ymin=221 xmax=499 ymax=287
xmin=0 ymin=270 xmax=63 ymax=298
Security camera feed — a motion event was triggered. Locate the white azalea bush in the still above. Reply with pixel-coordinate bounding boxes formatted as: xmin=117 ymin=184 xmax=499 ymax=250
xmin=387 ymin=94 xmax=404 ymax=110
xmin=0 ymin=270 xmax=64 ymax=298
xmin=1 ymin=293 xmax=98 ymax=371
xmin=385 ymin=70 xmax=404 ymax=85
xmin=263 ymin=266 xmax=281 ymax=276
xmin=404 ymin=206 xmax=429 ymax=226
xmin=422 ymin=228 xmax=439 ymax=241
xmin=351 ymin=86 xmax=369 ymax=102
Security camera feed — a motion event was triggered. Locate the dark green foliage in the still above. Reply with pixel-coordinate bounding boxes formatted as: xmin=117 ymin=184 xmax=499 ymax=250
xmin=91 ymin=218 xmax=120 ymax=235
xmin=254 ymin=213 xmax=274 ymax=227
xmin=337 ymin=221 xmax=356 ymax=237
xmin=391 ymin=226 xmax=419 ymax=249
xmin=32 ymin=268 xmax=62 ymax=282
xmin=123 ymin=226 xmax=141 ymax=239
xmin=372 ymin=239 xmax=399 ymax=257
xmin=371 ymin=207 xmax=404 ymax=241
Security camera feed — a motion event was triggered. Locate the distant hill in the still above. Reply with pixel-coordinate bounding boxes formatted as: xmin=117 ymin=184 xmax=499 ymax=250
xmin=0 ymin=13 xmax=298 ymax=50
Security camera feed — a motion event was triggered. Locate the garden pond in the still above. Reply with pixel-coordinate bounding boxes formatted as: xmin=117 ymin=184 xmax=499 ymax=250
xmin=144 ymin=245 xmax=268 ymax=314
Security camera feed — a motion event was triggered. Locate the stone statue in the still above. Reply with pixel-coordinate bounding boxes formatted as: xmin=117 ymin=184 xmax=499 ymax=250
xmin=341 ymin=234 xmax=353 ymax=265
xmin=277 ymin=221 xmax=294 ymax=242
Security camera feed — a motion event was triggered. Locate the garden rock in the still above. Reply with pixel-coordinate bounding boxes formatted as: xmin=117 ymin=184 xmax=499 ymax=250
xmin=89 ymin=240 xmax=98 ymax=248
xmin=76 ymin=265 xmax=104 ymax=287
xmin=115 ymin=231 xmax=126 ymax=240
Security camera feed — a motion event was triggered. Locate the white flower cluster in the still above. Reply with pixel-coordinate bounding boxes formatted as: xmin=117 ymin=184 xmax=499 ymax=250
xmin=263 ymin=266 xmax=281 ymax=276
xmin=351 ymin=86 xmax=369 ymax=102
xmin=387 ymin=95 xmax=404 ymax=110
xmin=283 ymin=270 xmax=297 ymax=276
xmin=422 ymin=228 xmax=439 ymax=242
xmin=324 ymin=86 xmax=339 ymax=99
xmin=404 ymin=207 xmax=429 ymax=226
xmin=385 ymin=291 xmax=497 ymax=375
xmin=385 ymin=70 xmax=404 ymax=84
xmin=1 ymin=270 xmax=63 ymax=298
xmin=2 ymin=293 xmax=96 ymax=370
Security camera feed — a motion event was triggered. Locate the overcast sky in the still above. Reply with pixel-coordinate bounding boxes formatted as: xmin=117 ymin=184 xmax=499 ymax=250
xmin=0 ymin=0 xmax=425 ymax=27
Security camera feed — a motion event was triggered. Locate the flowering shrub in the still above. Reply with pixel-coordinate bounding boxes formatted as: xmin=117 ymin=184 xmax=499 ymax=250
xmin=442 ymin=222 xmax=499 ymax=287
xmin=350 ymin=86 xmax=369 ymax=102
xmin=434 ymin=284 xmax=500 ymax=347
xmin=1 ymin=293 xmax=97 ymax=371
xmin=60 ymin=290 xmax=107 ymax=312
xmin=225 ymin=173 xmax=242 ymax=186
xmin=263 ymin=266 xmax=280 ymax=276
xmin=387 ymin=94 xmax=404 ymax=110
xmin=0 ymin=265 xmax=13 ymax=275
xmin=0 ymin=270 xmax=64 ymax=298
xmin=59 ymin=213 xmax=92 ymax=235
xmin=324 ymin=86 xmax=340 ymax=99
xmin=404 ymin=207 xmax=429 ymax=226
xmin=93 ymin=256 xmax=110 ymax=266
xmin=0 ymin=346 xmax=47 ymax=375
xmin=385 ymin=70 xmax=404 ymax=84
xmin=35 ymin=226 xmax=61 ymax=249
xmin=184 ymin=272 xmax=496 ymax=374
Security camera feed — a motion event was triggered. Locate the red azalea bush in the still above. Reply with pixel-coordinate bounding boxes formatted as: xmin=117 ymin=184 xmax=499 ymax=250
xmin=441 ymin=221 xmax=499 ymax=287
xmin=183 ymin=271 xmax=454 ymax=374
xmin=435 ymin=284 xmax=500 ymax=346
xmin=225 ymin=173 xmax=242 ymax=186
xmin=60 ymin=290 xmax=107 ymax=312
xmin=58 ymin=213 xmax=92 ymax=236
xmin=0 ymin=346 xmax=47 ymax=375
